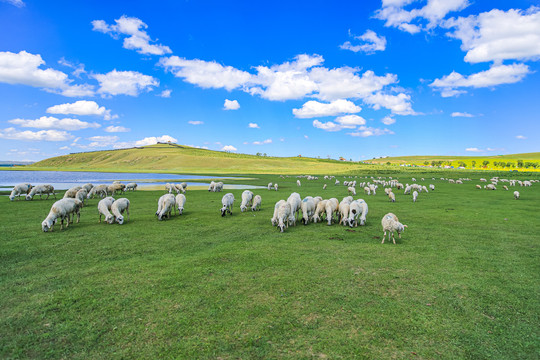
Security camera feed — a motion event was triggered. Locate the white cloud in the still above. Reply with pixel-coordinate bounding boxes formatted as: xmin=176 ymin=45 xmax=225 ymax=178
xmin=9 ymin=116 xmax=100 ymax=131
xmin=92 ymin=70 xmax=159 ymax=96
xmin=431 ymin=63 xmax=530 ymax=96
xmin=381 ymin=116 xmax=396 ymax=125
xmin=87 ymin=135 xmax=119 ymax=148
xmin=46 ymin=100 xmax=116 ymax=120
xmin=465 ymin=147 xmax=482 ymax=152
xmin=292 ymin=99 xmax=361 ymax=118
xmin=224 ymin=99 xmax=240 ymax=110
xmin=347 ymin=126 xmax=395 ymax=137
xmin=112 ymin=135 xmax=178 ymax=149
xmin=304 ymin=135 xmax=309 ymax=139
xmin=364 ymin=92 xmax=415 ymax=115
xmin=340 ymin=30 xmax=387 ymax=54
xmin=313 ymin=115 xmax=366 ymax=132
xmin=58 ymin=57 xmax=86 ymax=77
xmin=104 ymin=126 xmax=130 ymax=133
xmin=0 ymin=127 xmax=73 ymax=141
xmin=444 ymin=7 xmax=540 ymax=64
xmin=451 ymin=112 xmax=474 ymax=117
xmin=252 ymin=139 xmax=272 ymax=145
xmin=92 ymin=16 xmax=172 ymax=55
xmin=222 ymin=145 xmax=237 ymax=151
xmin=248 ymin=123 xmax=260 ymax=128
xmin=516 ymin=135 xmax=527 ymax=139
xmin=0 ymin=51 xmax=94 ymax=97
xmin=159 ymin=89 xmax=172 ymax=98
xmin=2 ymin=0 xmax=25 ymax=7
xmin=188 ymin=120 xmax=204 ymax=125
xmin=185 ymin=144 xmax=209 ymax=149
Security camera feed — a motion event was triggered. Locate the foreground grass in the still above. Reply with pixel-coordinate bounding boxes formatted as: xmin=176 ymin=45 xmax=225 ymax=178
xmin=1 ymin=172 xmax=539 ymax=359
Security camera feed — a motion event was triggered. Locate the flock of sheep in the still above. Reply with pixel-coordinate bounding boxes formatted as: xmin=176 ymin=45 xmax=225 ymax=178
xmin=7 ymin=173 xmax=536 ymax=241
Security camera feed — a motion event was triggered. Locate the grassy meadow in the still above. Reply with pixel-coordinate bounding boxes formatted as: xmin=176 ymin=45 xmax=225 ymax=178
xmin=1 ymin=170 xmax=539 ymax=359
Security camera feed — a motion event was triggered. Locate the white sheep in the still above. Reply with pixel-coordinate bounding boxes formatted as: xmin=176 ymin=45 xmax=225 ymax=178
xmin=323 ymin=184 xmax=327 ymax=190
xmin=276 ymin=202 xmax=292 ymax=232
xmin=10 ymin=183 xmax=32 ymax=201
xmin=476 ymin=185 xmax=482 ymax=189
xmin=251 ymin=195 xmax=262 ymax=211
xmin=82 ymin=183 xmax=93 ymax=192
xmin=166 ymin=183 xmax=175 ymax=193
xmin=286 ymin=192 xmax=302 ymax=223
xmin=268 ymin=182 xmax=273 ymax=190
xmin=98 ymin=197 xmax=115 ymax=224
xmin=301 ymin=196 xmax=316 ymax=224
xmin=335 ymin=179 xmax=340 ymax=186
xmin=63 ymin=186 xmax=82 ymax=199
xmin=214 ymin=182 xmax=224 ymax=192
xmin=221 ymin=193 xmax=235 ymax=216
xmin=41 ymin=198 xmax=83 ymax=232
xmin=274 ymin=183 xmax=278 ymax=191
xmin=26 ymin=184 xmax=55 ymax=200
xmin=312 ymin=199 xmax=327 ymax=223
xmin=338 ymin=201 xmax=350 ymax=226
xmin=514 ymin=191 xmax=520 ymax=200
xmin=412 ymin=191 xmax=418 ymax=202
xmin=348 ymin=199 xmax=368 ymax=227
xmin=176 ymin=193 xmax=186 ymax=214
xmin=156 ymin=194 xmax=176 ymax=220
xmin=240 ymin=190 xmax=254 ymax=212
xmin=381 ymin=213 xmax=407 ymax=244
xmin=389 ymin=192 xmax=396 ymax=202
xmin=271 ymin=200 xmax=287 ymax=226
xmin=325 ymin=198 xmax=339 ymax=226
xmin=297 ymin=180 xmax=301 ymax=187
xmin=107 ymin=183 xmax=125 ymax=195
xmin=75 ymin=188 xmax=88 ymax=205
xmin=111 ymin=198 xmax=130 ymax=224
xmin=364 ymin=186 xmax=370 ymax=195
xmin=348 ymin=186 xmax=356 ymax=196
xmin=429 ymin=184 xmax=435 ymax=191
xmin=503 ymin=185 xmax=509 ymax=191
xmin=126 ymin=182 xmax=138 ymax=191
xmin=87 ymin=184 xmax=108 ymax=199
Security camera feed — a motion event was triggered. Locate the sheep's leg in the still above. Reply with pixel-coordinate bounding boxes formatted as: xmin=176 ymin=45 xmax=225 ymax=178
xmin=126 ymin=207 xmax=130 ymax=221
xmin=99 ymin=212 xmax=102 ymax=223
xmin=392 ymin=232 xmax=396 ymax=244
xmin=382 ymin=231 xmax=386 ymax=243
xmin=76 ymin=211 xmax=80 ymax=223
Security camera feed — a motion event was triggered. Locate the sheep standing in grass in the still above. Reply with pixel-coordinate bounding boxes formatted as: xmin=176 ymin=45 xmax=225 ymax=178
xmin=429 ymin=184 xmax=435 ymax=191
xmin=503 ymin=185 xmax=509 ymax=191
xmin=176 ymin=194 xmax=186 ymax=215
xmin=389 ymin=192 xmax=396 ymax=202
xmin=274 ymin=183 xmax=279 ymax=191
xmin=271 ymin=200 xmax=287 ymax=226
xmin=251 ymin=195 xmax=262 ymax=211
xmin=41 ymin=198 xmax=83 ymax=232
xmin=301 ymin=196 xmax=316 ymax=225
xmin=107 ymin=183 xmax=126 ymax=195
xmin=221 ymin=193 xmax=235 ymax=217
xmin=75 ymin=189 xmax=88 ymax=205
xmin=286 ymin=192 xmax=301 ymax=223
xmin=82 ymin=183 xmax=93 ymax=193
xmin=381 ymin=213 xmax=407 ymax=244
xmin=98 ymin=197 xmax=115 ymax=224
xmin=111 ymin=198 xmax=130 ymax=224
xmin=165 ymin=183 xmax=174 ymax=193
xmin=297 ymin=180 xmax=301 ymax=187
xmin=412 ymin=191 xmax=418 ymax=203
xmin=126 ymin=183 xmax=138 ymax=191
xmin=87 ymin=184 xmax=108 ymax=199
xmin=268 ymin=182 xmax=273 ymax=190
xmin=312 ymin=199 xmax=328 ymax=223
xmin=10 ymin=183 xmax=32 ymax=201
xmin=476 ymin=185 xmax=482 ymax=189
xmin=348 ymin=199 xmax=368 ymax=227
xmin=325 ymin=198 xmax=339 ymax=226
xmin=26 ymin=185 xmax=55 ymax=200
xmin=323 ymin=184 xmax=327 ymax=190
xmin=276 ymin=202 xmax=292 ymax=232
xmin=338 ymin=200 xmax=351 ymax=226
xmin=240 ymin=190 xmax=254 ymax=212
xmin=63 ymin=186 xmax=82 ymax=199
xmin=514 ymin=191 xmax=520 ymax=200
xmin=348 ymin=186 xmax=356 ymax=196
xmin=364 ymin=186 xmax=370 ymax=195
xmin=214 ymin=182 xmax=224 ymax=192
xmin=156 ymin=194 xmax=176 ymax=221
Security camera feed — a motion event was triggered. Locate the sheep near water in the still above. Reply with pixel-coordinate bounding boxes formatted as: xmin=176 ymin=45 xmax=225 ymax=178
xmin=63 ymin=186 xmax=82 ymax=199
xmin=26 ymin=185 xmax=55 ymax=200
xmin=176 ymin=194 xmax=186 ymax=214
xmin=240 ymin=190 xmax=254 ymax=212
xmin=10 ymin=183 xmax=32 ymax=201
xmin=111 ymin=198 xmax=130 ymax=224
xmin=251 ymin=195 xmax=262 ymax=211
xmin=42 ymin=198 xmax=83 ymax=232
xmin=156 ymin=194 xmax=176 ymax=220
xmin=221 ymin=193 xmax=235 ymax=217
xmin=98 ymin=197 xmax=115 ymax=224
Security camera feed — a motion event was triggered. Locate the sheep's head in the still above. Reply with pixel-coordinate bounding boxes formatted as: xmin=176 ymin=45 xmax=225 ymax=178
xmin=26 ymin=195 xmax=32 ymax=201
xmin=106 ymin=214 xmax=115 ymax=224
xmin=9 ymin=195 xmax=15 ymax=201
xmin=42 ymin=219 xmax=52 ymax=232
xmin=116 ymin=215 xmax=124 ymax=225
xmin=278 ymin=223 xmax=286 ymax=232
xmin=178 ymin=206 xmax=183 ymax=215
xmin=221 ymin=207 xmax=227 ymax=217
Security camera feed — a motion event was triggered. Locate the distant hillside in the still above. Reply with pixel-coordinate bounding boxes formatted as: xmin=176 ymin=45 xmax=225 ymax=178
xmin=26 ymin=143 xmax=365 ymax=175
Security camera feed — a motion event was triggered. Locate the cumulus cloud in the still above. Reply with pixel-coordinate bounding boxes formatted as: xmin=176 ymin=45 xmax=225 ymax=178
xmin=2 ymin=0 xmax=25 ymax=7
xmin=364 ymin=92 xmax=415 ymax=115
xmin=87 ymin=135 xmax=119 ymax=148
xmin=159 ymin=89 xmax=172 ymax=98
xmin=430 ymin=63 xmax=530 ymax=97
xmin=451 ymin=112 xmax=474 ymax=117
xmin=58 ymin=57 xmax=86 ymax=78
xmin=0 ymin=127 xmax=73 ymax=141
xmin=112 ymin=135 xmax=178 ymax=149
xmin=46 ymin=100 xmax=117 ymax=120
xmin=381 ymin=116 xmax=396 ymax=125
xmin=443 ymin=7 xmax=540 ymax=64
xmin=92 ymin=16 xmax=172 ymax=55
xmin=222 ymin=145 xmax=237 ymax=151
xmin=224 ymin=99 xmax=240 ymax=110
xmin=248 ymin=123 xmax=259 ymax=128
xmin=92 ymin=70 xmax=159 ymax=96
xmin=104 ymin=126 xmax=130 ymax=132
xmin=465 ymin=147 xmax=482 ymax=152
xmin=188 ymin=120 xmax=203 ymax=125
xmin=252 ymin=139 xmax=272 ymax=145
xmin=347 ymin=126 xmax=395 ymax=137
xmin=340 ymin=30 xmax=387 ymax=54
xmin=9 ymin=116 xmax=100 ymax=131
xmin=313 ymin=115 xmax=367 ymax=132
xmin=292 ymin=99 xmax=361 ymax=118
xmin=0 ymin=51 xmax=94 ymax=97
xmin=516 ymin=135 xmax=527 ymax=139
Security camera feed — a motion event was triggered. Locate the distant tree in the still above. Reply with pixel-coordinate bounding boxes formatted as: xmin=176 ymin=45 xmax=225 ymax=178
xmin=471 ymin=160 xmax=476 ymax=168
xmin=256 ymin=152 xmax=262 ymax=156
xmin=507 ymin=161 xmax=514 ymax=168
xmin=483 ymin=160 xmax=490 ymax=167
xmin=517 ymin=159 xmax=524 ymax=168
xmin=386 ymin=161 xmax=391 ymax=166
xmin=263 ymin=153 xmax=267 ymax=157
xmin=424 ymin=161 xmax=429 ymax=165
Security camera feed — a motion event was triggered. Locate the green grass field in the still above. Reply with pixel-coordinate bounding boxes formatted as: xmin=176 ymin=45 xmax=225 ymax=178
xmin=2 ymin=172 xmax=539 ymax=359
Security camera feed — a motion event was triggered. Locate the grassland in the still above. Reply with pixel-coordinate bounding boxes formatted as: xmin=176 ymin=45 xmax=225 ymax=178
xmin=1 ymin=171 xmax=539 ymax=359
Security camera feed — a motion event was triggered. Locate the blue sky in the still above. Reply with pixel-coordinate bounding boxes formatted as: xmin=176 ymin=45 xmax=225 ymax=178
xmin=0 ymin=0 xmax=539 ymax=161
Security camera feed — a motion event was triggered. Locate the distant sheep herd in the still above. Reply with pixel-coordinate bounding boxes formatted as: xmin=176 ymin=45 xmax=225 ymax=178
xmin=6 ymin=174 xmax=537 ymax=243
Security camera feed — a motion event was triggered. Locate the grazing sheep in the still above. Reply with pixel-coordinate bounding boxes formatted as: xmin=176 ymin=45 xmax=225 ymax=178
xmin=107 ymin=183 xmax=126 ymax=195
xmin=251 ymin=195 xmax=262 ymax=211
xmin=63 ymin=186 xmax=82 ymax=199
xmin=111 ymin=198 xmax=130 ymax=224
xmin=156 ymin=194 xmax=176 ymax=220
xmin=176 ymin=193 xmax=186 ymax=215
xmin=82 ymin=183 xmax=93 ymax=192
xmin=338 ymin=201 xmax=350 ymax=226
xmin=268 ymin=182 xmax=273 ymax=190
xmin=348 ymin=186 xmax=356 ymax=196
xmin=514 ymin=191 xmax=520 ymax=200
xmin=87 ymin=184 xmax=108 ymax=199
xmin=214 ymin=182 xmax=224 ymax=192
xmin=323 ymin=184 xmax=327 ymax=190
xmin=297 ymin=180 xmax=301 ymax=187
xmin=381 ymin=213 xmax=407 ymax=244
xmin=286 ymin=192 xmax=301 ymax=222
xmin=221 ymin=193 xmax=235 ymax=217
xmin=503 ymin=185 xmax=509 ymax=191
xmin=364 ymin=186 xmax=371 ymax=195
xmin=335 ymin=179 xmax=340 ymax=186
xmin=276 ymin=202 xmax=292 ymax=232
xmin=312 ymin=199 xmax=328 ymax=223
xmin=404 ymin=185 xmax=411 ymax=195
xmin=98 ymin=197 xmax=115 ymax=224
xmin=240 ymin=190 xmax=254 ymax=212
xmin=126 ymin=182 xmax=138 ymax=191
xmin=166 ymin=183 xmax=175 ymax=193
xmin=429 ymin=184 xmax=435 ymax=191
xmin=10 ymin=183 xmax=32 ymax=201
xmin=75 ymin=189 xmax=88 ymax=205
xmin=301 ymin=196 xmax=316 ymax=224
xmin=41 ymin=198 xmax=83 ymax=232
xmin=325 ymin=198 xmax=339 ymax=226
xmin=348 ymin=199 xmax=368 ymax=227
xmin=388 ymin=192 xmax=396 ymax=202
xmin=26 ymin=185 xmax=55 ymax=200
xmin=412 ymin=191 xmax=418 ymax=203
xmin=476 ymin=185 xmax=482 ymax=189
xmin=271 ymin=200 xmax=287 ymax=226
xmin=274 ymin=183 xmax=279 ymax=191
xmin=485 ymin=184 xmax=496 ymax=190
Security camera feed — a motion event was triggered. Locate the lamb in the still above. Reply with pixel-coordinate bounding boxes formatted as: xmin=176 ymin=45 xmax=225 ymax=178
xmin=63 ymin=186 xmax=82 ymax=199
xmin=176 ymin=194 xmax=186 ymax=214
xmin=274 ymin=183 xmax=278 ymax=191
xmin=125 ymin=182 xmax=138 ymax=191
xmin=221 ymin=193 xmax=235 ymax=216
xmin=10 ymin=183 xmax=32 ymax=201
xmin=251 ymin=195 xmax=262 ymax=211
xmin=82 ymin=183 xmax=93 ymax=192
xmin=41 ymin=198 xmax=83 ymax=232
xmin=388 ymin=192 xmax=396 ymax=202
xmin=412 ymin=191 xmax=418 ymax=203
xmin=271 ymin=200 xmax=287 ymax=226
xmin=312 ymin=199 xmax=328 ymax=223
xmin=286 ymin=192 xmax=302 ymax=224
xmin=325 ymin=198 xmax=339 ymax=226
xmin=111 ymin=198 xmax=130 ymax=224
xmin=348 ymin=186 xmax=356 ymax=195
xmin=514 ymin=191 xmax=520 ymax=200
xmin=301 ymin=196 xmax=316 ymax=224
xmin=422 ymin=186 xmax=429 ymax=193
xmin=156 ymin=194 xmax=176 ymax=220
xmin=75 ymin=188 xmax=88 ymax=205
xmin=107 ymin=183 xmax=125 ymax=195
xmin=297 ymin=180 xmax=301 ymax=187
xmin=87 ymin=184 xmax=108 ymax=199
xmin=276 ymin=201 xmax=292 ymax=232
xmin=240 ymin=190 xmax=254 ymax=212
xmin=348 ymin=199 xmax=368 ymax=227
xmin=268 ymin=182 xmax=273 ymax=190
xmin=98 ymin=197 xmax=115 ymax=224
xmin=26 ymin=185 xmax=55 ymax=200
xmin=381 ymin=213 xmax=407 ymax=244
